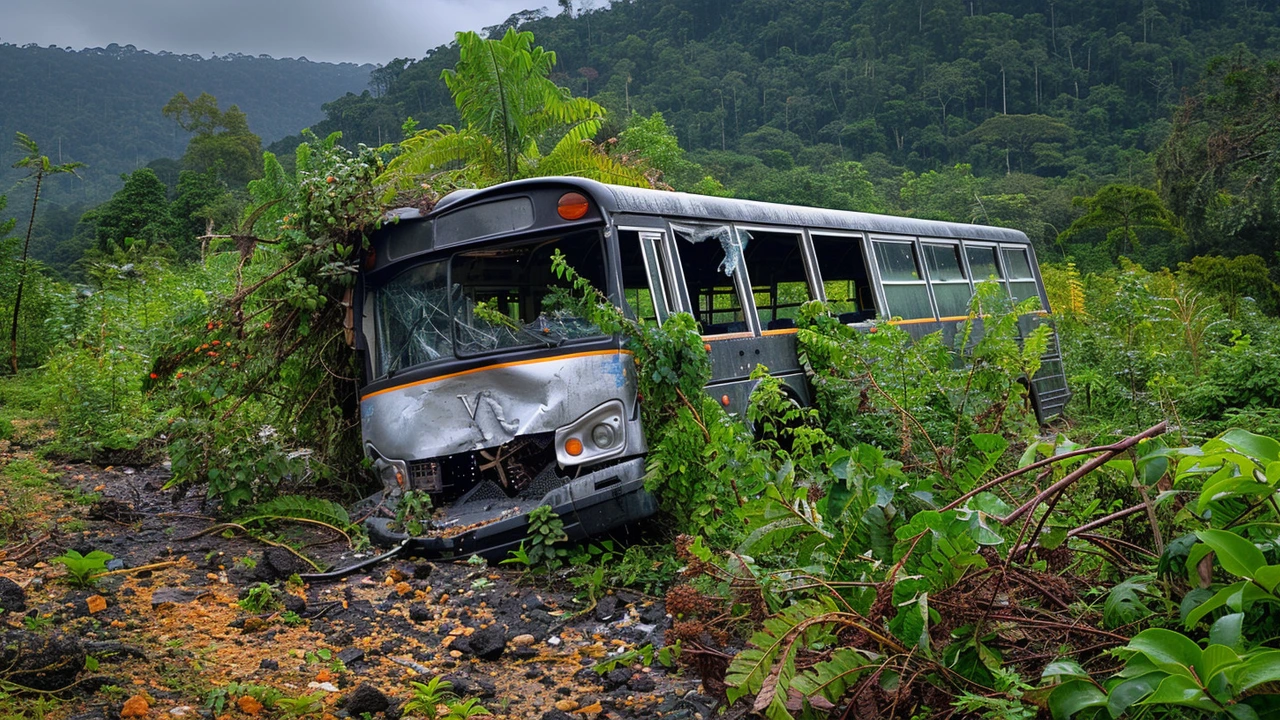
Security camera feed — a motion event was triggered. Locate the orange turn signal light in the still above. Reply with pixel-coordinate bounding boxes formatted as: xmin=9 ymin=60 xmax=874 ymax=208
xmin=565 ymin=438 xmax=584 ymax=456
xmin=721 ymin=395 xmax=731 ymax=406
xmin=557 ymin=192 xmax=590 ymax=220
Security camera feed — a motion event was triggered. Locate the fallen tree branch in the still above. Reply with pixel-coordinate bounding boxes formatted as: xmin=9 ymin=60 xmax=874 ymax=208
xmin=175 ymin=522 xmax=323 ymax=571
xmin=96 ymin=561 xmax=180 ymax=578
xmin=943 ymin=422 xmax=1168 ymax=513
xmin=1066 ymin=503 xmax=1148 ymax=537
xmin=1002 ymin=422 xmax=1168 ymax=525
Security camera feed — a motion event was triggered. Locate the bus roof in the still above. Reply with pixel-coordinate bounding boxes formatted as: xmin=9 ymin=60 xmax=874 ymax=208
xmin=431 ymin=176 xmax=1030 ymax=245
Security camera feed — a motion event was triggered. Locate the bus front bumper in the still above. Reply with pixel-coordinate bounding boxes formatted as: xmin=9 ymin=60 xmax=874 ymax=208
xmin=364 ymin=457 xmax=656 ymax=562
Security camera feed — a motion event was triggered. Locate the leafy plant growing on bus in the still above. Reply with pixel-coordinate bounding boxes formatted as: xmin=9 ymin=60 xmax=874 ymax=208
xmin=796 ymin=281 xmax=1048 ymax=476
xmin=549 ymin=250 xmax=760 ymax=533
xmin=393 ymin=489 xmax=433 ymax=536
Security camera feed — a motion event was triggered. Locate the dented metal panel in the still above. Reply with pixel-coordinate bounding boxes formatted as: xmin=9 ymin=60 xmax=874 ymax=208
xmin=360 ymin=350 xmax=643 ymax=463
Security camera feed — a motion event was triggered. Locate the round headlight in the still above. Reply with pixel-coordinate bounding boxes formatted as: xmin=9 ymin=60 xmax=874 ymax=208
xmin=591 ymin=423 xmax=616 ymax=449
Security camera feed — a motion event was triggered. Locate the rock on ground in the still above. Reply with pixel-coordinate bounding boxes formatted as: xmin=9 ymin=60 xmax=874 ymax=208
xmin=343 ymin=683 xmax=390 ymax=715
xmin=0 ymin=630 xmax=86 ymax=691
xmin=0 ymin=577 xmax=25 ymax=613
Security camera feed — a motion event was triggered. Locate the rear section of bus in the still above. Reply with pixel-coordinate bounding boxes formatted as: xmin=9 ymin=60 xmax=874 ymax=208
xmin=353 ymin=182 xmax=656 ymax=559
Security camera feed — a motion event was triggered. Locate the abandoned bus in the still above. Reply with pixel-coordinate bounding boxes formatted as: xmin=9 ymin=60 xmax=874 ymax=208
xmin=354 ymin=177 xmax=1069 ymax=558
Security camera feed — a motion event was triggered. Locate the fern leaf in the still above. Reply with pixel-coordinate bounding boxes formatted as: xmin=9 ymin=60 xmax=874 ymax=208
xmin=791 ymin=648 xmax=876 ymax=704
xmin=236 ymin=495 xmax=353 ymax=537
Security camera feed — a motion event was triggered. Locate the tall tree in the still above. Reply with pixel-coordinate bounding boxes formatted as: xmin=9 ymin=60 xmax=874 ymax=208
xmin=380 ymin=29 xmax=648 ymax=191
xmin=163 ymin=92 xmax=263 ymax=189
xmin=8 ymin=132 xmax=83 ymax=374
xmin=1157 ymin=52 xmax=1280 ymax=260
xmin=94 ymin=168 xmax=171 ymax=252
xmin=1057 ymin=184 xmax=1183 ymax=259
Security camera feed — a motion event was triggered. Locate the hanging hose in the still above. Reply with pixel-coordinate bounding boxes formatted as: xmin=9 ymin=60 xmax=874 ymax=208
xmin=297 ymin=538 xmax=410 ymax=581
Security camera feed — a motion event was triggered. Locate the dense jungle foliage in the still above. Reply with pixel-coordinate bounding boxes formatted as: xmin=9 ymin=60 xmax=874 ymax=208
xmin=4 ymin=1 xmax=1280 ymax=717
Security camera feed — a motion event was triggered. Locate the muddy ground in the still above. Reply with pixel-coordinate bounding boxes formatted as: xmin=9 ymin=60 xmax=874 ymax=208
xmin=0 ymin=459 xmax=723 ymax=720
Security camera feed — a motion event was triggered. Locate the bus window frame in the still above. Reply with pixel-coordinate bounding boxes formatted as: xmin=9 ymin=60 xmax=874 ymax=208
xmin=806 ymin=229 xmax=873 ymax=317
xmin=616 ymin=225 xmax=677 ymax=327
xmin=999 ymin=244 xmax=1041 ymax=305
xmin=665 ymin=221 xmax=761 ymax=337
xmin=733 ymin=223 xmax=820 ymax=329
xmin=960 ymin=240 xmax=1004 ymax=291
xmin=920 ymin=240 xmax=972 ymax=320
xmin=869 ymin=235 xmax=938 ymax=321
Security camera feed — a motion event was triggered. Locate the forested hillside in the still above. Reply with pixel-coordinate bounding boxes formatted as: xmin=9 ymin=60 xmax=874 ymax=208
xmin=285 ymin=0 xmax=1279 ymax=268
xmin=0 ymin=43 xmax=372 ymax=204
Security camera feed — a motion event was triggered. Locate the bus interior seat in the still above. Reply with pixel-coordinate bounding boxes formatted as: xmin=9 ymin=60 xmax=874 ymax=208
xmin=704 ymin=321 xmax=747 ymax=335
xmin=766 ymin=318 xmax=796 ymax=330
xmin=839 ymin=310 xmax=875 ymax=324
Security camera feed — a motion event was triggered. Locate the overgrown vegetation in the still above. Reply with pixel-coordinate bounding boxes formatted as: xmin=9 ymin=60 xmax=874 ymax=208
xmin=4 ymin=15 xmax=1280 ymax=720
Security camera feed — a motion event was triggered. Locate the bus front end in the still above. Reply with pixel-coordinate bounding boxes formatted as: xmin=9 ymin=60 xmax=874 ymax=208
xmin=356 ymin=184 xmax=656 ymax=560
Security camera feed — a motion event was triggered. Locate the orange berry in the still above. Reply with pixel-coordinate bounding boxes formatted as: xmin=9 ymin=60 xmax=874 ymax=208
xmin=149 ymin=372 xmax=158 ymax=380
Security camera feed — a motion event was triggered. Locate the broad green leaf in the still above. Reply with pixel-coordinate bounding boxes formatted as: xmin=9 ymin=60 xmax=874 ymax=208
xmin=1232 ymin=650 xmax=1280 ymax=692
xmin=1128 ymin=628 xmax=1202 ymax=679
xmin=1039 ymin=526 xmax=1068 ymax=550
xmin=1047 ymin=679 xmax=1106 ymax=719
xmin=1137 ymin=674 xmax=1216 ymax=711
xmin=1227 ymin=704 xmax=1261 ymax=720
xmin=1217 ymin=429 xmax=1280 ymax=463
xmin=1252 ymin=565 xmax=1280 ymax=593
xmin=1210 ymin=613 xmax=1245 ymax=649
xmin=1105 ymin=672 xmax=1164 ymax=717
xmin=1180 ymin=588 xmax=1216 ymax=625
xmin=1185 ymin=580 xmax=1275 ymax=627
xmin=1105 ymin=576 xmax=1154 ymax=629
xmin=1197 ymin=530 xmax=1266 ymax=578
xmin=1198 ymin=644 xmax=1243 ymax=683
xmin=1041 ymin=658 xmax=1089 ymax=680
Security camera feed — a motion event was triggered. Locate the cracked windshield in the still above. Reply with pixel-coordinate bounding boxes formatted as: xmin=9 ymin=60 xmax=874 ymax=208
xmin=378 ymin=230 xmax=607 ymax=374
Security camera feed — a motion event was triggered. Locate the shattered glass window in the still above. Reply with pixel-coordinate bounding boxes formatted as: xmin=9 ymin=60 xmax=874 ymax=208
xmin=377 ymin=260 xmax=452 ymax=376
xmin=451 ymin=230 xmax=608 ymax=356
xmin=672 ymin=224 xmax=750 ymax=334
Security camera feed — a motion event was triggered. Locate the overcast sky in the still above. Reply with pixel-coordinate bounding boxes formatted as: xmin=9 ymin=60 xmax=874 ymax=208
xmin=0 ymin=0 xmax=548 ymax=65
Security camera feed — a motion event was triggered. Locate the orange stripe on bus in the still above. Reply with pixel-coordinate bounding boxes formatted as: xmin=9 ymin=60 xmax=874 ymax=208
xmin=360 ymin=349 xmax=632 ymax=401
xmin=761 ymin=328 xmax=799 ymax=336
xmin=702 ymin=331 xmax=757 ymax=341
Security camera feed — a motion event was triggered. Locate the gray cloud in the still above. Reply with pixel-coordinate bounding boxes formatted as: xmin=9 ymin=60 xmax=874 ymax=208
xmin=0 ymin=0 xmax=547 ymax=64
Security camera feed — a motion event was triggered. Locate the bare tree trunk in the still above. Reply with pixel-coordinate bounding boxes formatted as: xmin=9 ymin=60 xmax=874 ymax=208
xmin=9 ymin=170 xmax=43 ymax=374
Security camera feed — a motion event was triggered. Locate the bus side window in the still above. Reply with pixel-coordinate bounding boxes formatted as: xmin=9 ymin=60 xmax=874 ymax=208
xmin=965 ymin=244 xmax=1002 ymax=285
xmin=922 ymin=243 xmax=972 ymax=317
xmin=1001 ymin=246 xmax=1039 ymax=303
xmin=671 ymin=224 xmax=750 ymax=335
xmin=873 ymin=240 xmax=934 ymax=320
xmin=617 ymin=230 xmax=672 ymax=324
xmin=741 ymin=229 xmax=812 ymax=330
xmin=810 ymin=233 xmax=875 ymax=323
